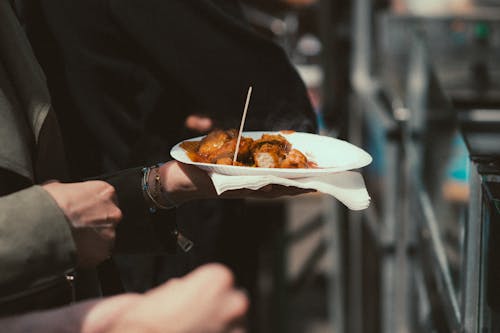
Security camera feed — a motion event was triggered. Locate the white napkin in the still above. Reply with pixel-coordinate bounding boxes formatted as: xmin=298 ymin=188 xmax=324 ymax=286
xmin=210 ymin=171 xmax=371 ymax=211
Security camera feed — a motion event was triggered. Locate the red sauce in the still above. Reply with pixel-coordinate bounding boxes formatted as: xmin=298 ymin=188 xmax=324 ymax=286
xmin=180 ymin=131 xmax=318 ymax=169
xmin=181 ymin=141 xmax=210 ymax=163
xmin=180 ymin=140 xmax=200 ymax=153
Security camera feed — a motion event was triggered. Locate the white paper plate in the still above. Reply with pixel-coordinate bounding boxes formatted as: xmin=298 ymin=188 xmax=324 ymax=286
xmin=170 ymin=131 xmax=372 ymax=179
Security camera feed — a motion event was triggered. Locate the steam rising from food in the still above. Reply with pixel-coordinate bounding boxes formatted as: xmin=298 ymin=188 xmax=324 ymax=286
xmin=180 ymin=129 xmax=316 ymax=168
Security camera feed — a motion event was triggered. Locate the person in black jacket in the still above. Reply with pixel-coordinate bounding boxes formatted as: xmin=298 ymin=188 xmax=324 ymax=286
xmin=1 ymin=0 xmax=312 ymax=316
xmin=24 ymin=0 xmax=317 ymax=297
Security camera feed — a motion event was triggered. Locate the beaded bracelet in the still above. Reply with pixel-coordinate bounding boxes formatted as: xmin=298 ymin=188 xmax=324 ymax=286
xmin=141 ymin=164 xmax=176 ymax=212
xmin=141 ymin=165 xmax=193 ymax=252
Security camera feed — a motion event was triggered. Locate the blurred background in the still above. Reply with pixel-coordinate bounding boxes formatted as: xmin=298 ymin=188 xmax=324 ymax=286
xmin=240 ymin=0 xmax=500 ymax=332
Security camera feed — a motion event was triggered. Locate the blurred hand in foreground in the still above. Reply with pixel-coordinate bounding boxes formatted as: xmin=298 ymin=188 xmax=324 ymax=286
xmin=0 ymin=264 xmax=248 ymax=333
xmin=107 ymin=264 xmax=248 ymax=333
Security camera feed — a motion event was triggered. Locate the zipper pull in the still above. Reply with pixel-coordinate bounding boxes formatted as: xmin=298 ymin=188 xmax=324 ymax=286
xmin=66 ymin=272 xmax=76 ymax=303
xmin=174 ymin=230 xmax=194 ymax=252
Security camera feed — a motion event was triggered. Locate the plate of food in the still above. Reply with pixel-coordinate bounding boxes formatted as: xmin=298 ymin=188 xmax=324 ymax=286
xmin=170 ymin=130 xmax=372 ymax=179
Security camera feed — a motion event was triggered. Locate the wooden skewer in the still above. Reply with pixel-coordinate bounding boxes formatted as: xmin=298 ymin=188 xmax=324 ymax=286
xmin=233 ymin=86 xmax=253 ymax=164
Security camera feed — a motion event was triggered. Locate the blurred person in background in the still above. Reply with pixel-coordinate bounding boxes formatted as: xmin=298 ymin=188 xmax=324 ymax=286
xmin=22 ymin=0 xmax=317 ymax=317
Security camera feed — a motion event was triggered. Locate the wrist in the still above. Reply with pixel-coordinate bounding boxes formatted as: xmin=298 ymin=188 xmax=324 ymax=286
xmin=141 ymin=165 xmax=177 ymax=211
xmin=160 ymin=161 xmax=212 ymax=205
xmin=41 ymin=182 xmax=71 ymax=219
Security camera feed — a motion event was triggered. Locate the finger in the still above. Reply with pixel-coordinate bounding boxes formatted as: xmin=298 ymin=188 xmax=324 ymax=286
xmin=259 ymin=184 xmax=273 ymax=192
xmin=93 ymin=226 xmax=116 ymax=242
xmin=110 ymin=192 xmax=119 ymax=206
xmin=256 ymin=185 xmax=315 ymax=197
xmin=219 ymin=189 xmax=254 ymax=199
xmin=150 ymin=264 xmax=235 ymax=301
xmin=226 ymin=324 xmax=248 ymax=333
xmin=220 ymin=185 xmax=315 ymax=199
xmin=104 ymin=185 xmax=119 ymax=206
xmin=187 ymin=264 xmax=235 ymax=289
xmin=91 ymin=207 xmax=122 ymax=227
xmin=107 ymin=207 xmax=123 ymax=224
xmin=185 ymin=115 xmax=213 ymax=133
xmin=220 ymin=289 xmax=249 ymax=325
xmin=177 ymin=264 xmax=236 ymax=301
xmin=96 ymin=181 xmax=119 ymax=204
xmin=280 ymin=186 xmax=316 ymax=195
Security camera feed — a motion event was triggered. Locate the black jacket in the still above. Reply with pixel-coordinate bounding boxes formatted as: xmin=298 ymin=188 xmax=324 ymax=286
xmin=24 ymin=0 xmax=317 ymax=292
xmin=26 ymin=0 xmax=316 ymax=179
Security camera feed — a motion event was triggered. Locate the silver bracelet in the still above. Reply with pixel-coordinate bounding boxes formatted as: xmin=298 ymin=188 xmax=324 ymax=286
xmin=141 ymin=165 xmax=176 ymax=212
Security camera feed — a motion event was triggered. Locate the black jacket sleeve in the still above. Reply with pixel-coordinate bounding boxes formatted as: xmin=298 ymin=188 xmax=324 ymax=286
xmin=0 ymin=168 xmax=76 ymax=309
xmin=97 ymin=167 xmax=177 ymax=254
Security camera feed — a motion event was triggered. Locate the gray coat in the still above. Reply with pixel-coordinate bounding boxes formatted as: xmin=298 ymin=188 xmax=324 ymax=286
xmin=0 ymin=0 xmax=76 ymax=313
